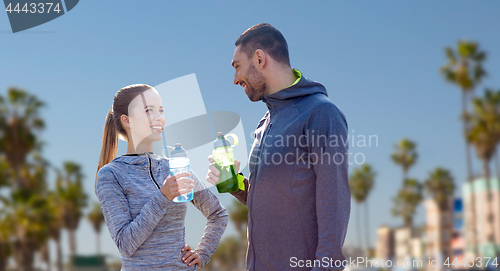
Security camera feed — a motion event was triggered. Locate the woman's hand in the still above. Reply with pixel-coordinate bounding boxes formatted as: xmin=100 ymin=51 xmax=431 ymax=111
xmin=206 ymin=155 xmax=240 ymax=186
xmin=181 ymin=244 xmax=203 ymax=268
xmin=161 ymin=172 xmax=194 ymax=201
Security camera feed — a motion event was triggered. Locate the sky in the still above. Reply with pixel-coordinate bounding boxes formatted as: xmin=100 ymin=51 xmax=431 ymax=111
xmin=1 ymin=0 xmax=500 ymax=265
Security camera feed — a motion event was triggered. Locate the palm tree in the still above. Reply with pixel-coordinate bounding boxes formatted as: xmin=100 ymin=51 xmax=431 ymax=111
xmin=57 ymin=162 xmax=88 ymax=256
xmin=39 ymin=241 xmax=51 ymax=271
xmin=0 ymin=157 xmax=11 ymax=271
xmin=424 ymin=168 xmax=455 ymax=259
xmin=392 ymin=178 xmax=423 ymax=228
xmin=0 ymin=88 xmax=45 ymax=190
xmin=87 ymin=202 xmax=105 ymax=254
xmin=46 ymin=191 xmax=64 ymax=271
xmin=205 ymin=200 xmax=248 ymax=271
xmin=0 ymin=88 xmax=51 ymax=271
xmin=440 ymin=40 xmax=487 ymax=181
xmin=464 ymin=89 xmax=500 ymax=257
xmin=494 ymin=150 xmax=500 ymax=178
xmin=349 ymin=164 xmax=375 ymax=255
xmin=424 ymin=168 xmax=455 ymax=210
xmin=228 ymin=200 xmax=248 ymax=270
xmin=391 ymin=138 xmax=418 ymax=179
xmin=0 ymin=157 xmax=10 ymax=271
xmin=441 ymin=41 xmax=486 ymax=256
xmin=0 ymin=214 xmax=12 ymax=271
xmin=205 ymin=236 xmax=242 ymax=271
xmin=228 ymin=200 xmax=248 ymax=239
xmin=4 ymin=190 xmax=52 ymax=271
xmin=0 ymin=243 xmax=9 ymax=271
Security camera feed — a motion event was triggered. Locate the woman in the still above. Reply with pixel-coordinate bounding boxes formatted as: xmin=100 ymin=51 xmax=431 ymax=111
xmin=95 ymin=84 xmax=228 ymax=270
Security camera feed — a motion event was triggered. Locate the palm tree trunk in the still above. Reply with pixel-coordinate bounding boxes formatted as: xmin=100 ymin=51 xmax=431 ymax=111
xmin=69 ymin=229 xmax=76 ymax=256
xmin=462 ymin=91 xmax=478 ymax=257
xmin=0 ymin=243 xmax=7 ymax=271
xmin=364 ymin=202 xmax=370 ymax=257
xmin=13 ymin=240 xmax=35 ymax=271
xmin=482 ymin=160 xmax=497 ymax=257
xmin=56 ymin=238 xmax=63 ymax=271
xmin=463 ymin=92 xmax=474 ymax=181
xmin=357 ymin=203 xmax=361 ymax=250
xmin=405 ymin=215 xmax=412 ymax=229
xmin=494 ymin=150 xmax=500 ymax=178
xmin=41 ymin=241 xmax=51 ymax=271
xmin=96 ymin=232 xmax=100 ymax=255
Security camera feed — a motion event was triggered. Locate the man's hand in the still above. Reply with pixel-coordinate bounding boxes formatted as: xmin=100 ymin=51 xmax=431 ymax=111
xmin=206 ymin=155 xmax=240 ymax=186
xmin=181 ymin=244 xmax=203 ymax=268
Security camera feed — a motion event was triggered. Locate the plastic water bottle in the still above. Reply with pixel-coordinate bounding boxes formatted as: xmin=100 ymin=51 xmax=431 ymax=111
xmin=213 ymin=132 xmax=239 ymax=193
xmin=168 ymin=143 xmax=193 ymax=202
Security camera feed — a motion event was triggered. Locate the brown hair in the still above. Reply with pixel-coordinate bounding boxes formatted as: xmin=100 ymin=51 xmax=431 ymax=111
xmin=95 ymin=84 xmax=153 ymax=186
xmin=235 ymin=23 xmax=290 ymax=67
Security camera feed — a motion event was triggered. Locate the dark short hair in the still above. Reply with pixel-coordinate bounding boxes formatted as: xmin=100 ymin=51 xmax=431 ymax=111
xmin=235 ymin=23 xmax=290 ymax=67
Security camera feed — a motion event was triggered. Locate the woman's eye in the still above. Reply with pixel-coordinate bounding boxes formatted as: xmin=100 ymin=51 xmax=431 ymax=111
xmin=160 ymin=110 xmax=164 ymax=114
xmin=146 ymin=109 xmax=152 ymax=113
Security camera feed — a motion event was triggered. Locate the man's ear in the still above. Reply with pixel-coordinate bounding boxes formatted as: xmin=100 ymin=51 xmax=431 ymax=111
xmin=254 ymin=49 xmax=266 ymax=70
xmin=121 ymin=115 xmax=130 ymax=129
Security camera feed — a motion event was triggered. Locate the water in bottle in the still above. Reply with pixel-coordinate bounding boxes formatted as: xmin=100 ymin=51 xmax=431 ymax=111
xmin=213 ymin=132 xmax=239 ymax=193
xmin=168 ymin=143 xmax=193 ymax=202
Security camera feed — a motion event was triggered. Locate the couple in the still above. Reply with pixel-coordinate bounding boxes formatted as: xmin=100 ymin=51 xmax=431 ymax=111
xmin=95 ymin=23 xmax=350 ymax=271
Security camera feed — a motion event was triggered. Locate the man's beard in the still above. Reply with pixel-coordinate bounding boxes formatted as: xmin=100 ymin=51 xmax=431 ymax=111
xmin=245 ymin=63 xmax=267 ymax=102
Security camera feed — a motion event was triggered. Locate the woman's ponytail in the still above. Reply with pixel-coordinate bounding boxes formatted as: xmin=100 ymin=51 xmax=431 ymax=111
xmin=95 ymin=106 xmax=119 ymax=186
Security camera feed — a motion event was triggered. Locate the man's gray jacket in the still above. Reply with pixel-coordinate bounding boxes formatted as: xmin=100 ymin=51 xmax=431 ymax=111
xmin=231 ymin=72 xmax=351 ymax=271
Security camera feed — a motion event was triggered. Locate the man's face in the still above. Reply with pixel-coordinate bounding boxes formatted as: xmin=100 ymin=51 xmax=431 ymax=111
xmin=232 ymin=45 xmax=267 ymax=102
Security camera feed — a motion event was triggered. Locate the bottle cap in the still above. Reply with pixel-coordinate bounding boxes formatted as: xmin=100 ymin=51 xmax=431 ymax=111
xmin=214 ymin=132 xmax=232 ymax=149
xmin=170 ymin=143 xmax=188 ymax=157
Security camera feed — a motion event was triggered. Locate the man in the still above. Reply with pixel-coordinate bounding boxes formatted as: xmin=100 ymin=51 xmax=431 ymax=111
xmin=206 ymin=23 xmax=350 ymax=271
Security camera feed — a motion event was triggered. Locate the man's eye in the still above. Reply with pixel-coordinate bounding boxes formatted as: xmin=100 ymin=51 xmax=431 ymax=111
xmin=146 ymin=109 xmax=152 ymax=113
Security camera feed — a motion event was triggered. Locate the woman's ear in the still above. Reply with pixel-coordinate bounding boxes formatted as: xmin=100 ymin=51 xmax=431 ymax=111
xmin=121 ymin=115 xmax=131 ymax=129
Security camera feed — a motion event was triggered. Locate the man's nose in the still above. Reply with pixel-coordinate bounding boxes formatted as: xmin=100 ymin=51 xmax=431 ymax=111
xmin=234 ymin=72 xmax=240 ymax=85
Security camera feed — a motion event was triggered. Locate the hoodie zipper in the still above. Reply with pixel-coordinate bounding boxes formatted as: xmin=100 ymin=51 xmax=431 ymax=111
xmin=249 ymin=117 xmax=273 ymax=269
xmin=145 ymin=153 xmax=160 ymax=190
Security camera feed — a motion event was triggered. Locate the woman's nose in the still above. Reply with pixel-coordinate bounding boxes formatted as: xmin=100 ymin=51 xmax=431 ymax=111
xmin=154 ymin=112 xmax=164 ymax=122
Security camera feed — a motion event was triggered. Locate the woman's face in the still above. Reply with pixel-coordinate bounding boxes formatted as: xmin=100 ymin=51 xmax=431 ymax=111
xmin=126 ymin=88 xmax=165 ymax=147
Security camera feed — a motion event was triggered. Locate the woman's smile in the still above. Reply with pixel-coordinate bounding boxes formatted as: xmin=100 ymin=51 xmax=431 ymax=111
xmin=150 ymin=125 xmax=163 ymax=133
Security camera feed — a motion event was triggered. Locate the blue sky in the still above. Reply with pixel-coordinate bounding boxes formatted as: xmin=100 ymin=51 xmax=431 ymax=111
xmin=1 ymin=0 xmax=500 ymax=263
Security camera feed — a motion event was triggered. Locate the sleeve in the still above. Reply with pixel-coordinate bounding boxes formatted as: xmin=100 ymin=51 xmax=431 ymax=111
xmin=95 ymin=167 xmax=171 ymax=258
xmin=229 ymin=173 xmax=249 ymax=205
xmin=189 ymin=169 xmax=229 ymax=266
xmin=308 ymin=103 xmax=351 ymax=271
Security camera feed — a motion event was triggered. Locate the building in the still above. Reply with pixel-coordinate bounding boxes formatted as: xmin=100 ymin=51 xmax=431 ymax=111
xmin=424 ymin=198 xmax=453 ymax=271
xmin=450 ymin=232 xmax=465 ymax=267
xmin=450 ymin=199 xmax=465 ymax=266
xmin=394 ymin=226 xmax=413 ymax=263
xmin=376 ymin=225 xmax=394 ymax=261
xmin=410 ymin=237 xmax=424 ymax=262
xmin=72 ymin=255 xmax=107 ymax=271
xmin=463 ymin=177 xmax=500 ymax=258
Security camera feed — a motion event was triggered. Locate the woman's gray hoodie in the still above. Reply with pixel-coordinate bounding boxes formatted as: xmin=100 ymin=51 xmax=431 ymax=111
xmin=95 ymin=152 xmax=228 ymax=270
